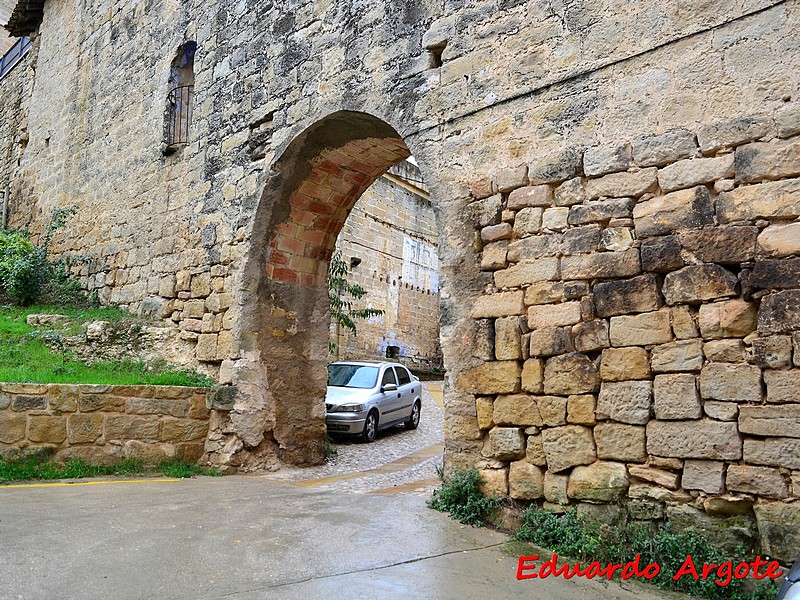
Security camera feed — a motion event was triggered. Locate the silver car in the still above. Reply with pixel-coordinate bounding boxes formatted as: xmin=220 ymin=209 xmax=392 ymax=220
xmin=325 ymin=360 xmax=422 ymax=442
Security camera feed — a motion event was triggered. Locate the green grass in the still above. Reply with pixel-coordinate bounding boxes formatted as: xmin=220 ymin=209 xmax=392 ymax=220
xmin=0 ymin=305 xmax=213 ymax=386
xmin=0 ymin=456 xmax=220 ymax=483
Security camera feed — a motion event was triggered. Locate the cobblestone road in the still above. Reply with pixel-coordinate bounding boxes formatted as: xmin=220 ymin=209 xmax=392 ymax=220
xmin=261 ymin=381 xmax=444 ymax=497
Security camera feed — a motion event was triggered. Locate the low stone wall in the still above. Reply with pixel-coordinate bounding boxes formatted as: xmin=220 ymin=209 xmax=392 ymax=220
xmin=458 ymin=114 xmax=800 ymax=562
xmin=0 ymin=384 xmax=211 ymax=465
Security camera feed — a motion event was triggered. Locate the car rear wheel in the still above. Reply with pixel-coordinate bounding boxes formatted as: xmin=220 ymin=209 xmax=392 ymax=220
xmin=361 ymin=410 xmax=378 ymax=443
xmin=405 ymin=401 xmax=421 ymax=430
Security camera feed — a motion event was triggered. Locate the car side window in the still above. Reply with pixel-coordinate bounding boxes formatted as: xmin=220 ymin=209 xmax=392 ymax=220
xmin=396 ymin=367 xmax=411 ymax=385
xmin=381 ymin=368 xmax=397 ymax=387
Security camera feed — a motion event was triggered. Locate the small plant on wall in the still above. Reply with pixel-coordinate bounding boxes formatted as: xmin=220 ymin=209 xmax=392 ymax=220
xmin=327 ymin=249 xmax=383 ymax=356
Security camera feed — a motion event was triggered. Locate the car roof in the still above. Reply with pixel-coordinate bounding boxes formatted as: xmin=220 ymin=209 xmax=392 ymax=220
xmin=329 ymin=360 xmax=407 ymax=368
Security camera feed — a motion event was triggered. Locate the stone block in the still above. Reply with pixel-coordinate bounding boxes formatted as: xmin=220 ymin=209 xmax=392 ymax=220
xmin=457 ymin=361 xmax=521 ymax=395
xmin=678 ymin=226 xmax=758 ymax=264
xmin=541 ymin=425 xmax=597 ymax=472
xmin=594 ymin=423 xmax=646 ymax=462
xmin=703 ymin=339 xmax=747 ymax=363
xmin=196 ymin=333 xmax=218 ymax=362
xmin=160 ymin=417 xmax=209 ymax=442
xmin=682 ymin=460 xmax=725 ymax=493
xmin=735 ymin=138 xmax=800 ymax=184
xmin=126 ymin=397 xmax=190 ymax=418
xmin=609 ymin=310 xmax=672 ymax=346
xmin=599 ymin=227 xmax=633 ymax=251
xmin=493 ymin=394 xmax=542 ymax=427
xmin=633 ymin=186 xmax=714 ymax=238
xmin=494 ymin=316 xmax=522 ymax=360
xmin=600 ymin=347 xmax=651 ymax=381
xmin=105 ymin=415 xmax=160 ymax=441
xmin=717 ymin=178 xmax=800 ymax=223
xmin=745 ymin=437 xmax=800 ymax=470
xmin=640 ymin=235 xmax=684 ymax=273
xmin=190 ymin=272 xmax=211 ymax=298
xmin=593 ymin=274 xmax=661 ymax=317
xmin=543 ymin=353 xmax=599 ymax=395
xmin=468 ymin=195 xmax=502 ymax=228
xmin=671 ymin=306 xmax=699 ymax=340
xmin=647 ymin=420 xmax=742 ymax=460
xmin=596 ymin=380 xmax=652 ymax=424
xmin=765 ymin=370 xmax=800 ymax=403
xmin=562 ymin=225 xmax=601 ymax=254
xmin=757 ymin=222 xmax=800 ymax=258
xmin=542 ymin=207 xmax=569 ymax=231
xmin=651 ymin=340 xmax=704 ymax=373
xmin=79 ymin=394 xmax=125 ymax=413
xmin=567 ymin=394 xmax=595 ymax=425
xmin=658 ymin=154 xmax=735 ymax=192
xmin=507 ymin=234 xmax=561 ymax=262
xmin=27 ymin=416 xmax=67 ymax=444
xmin=703 ymin=496 xmax=755 ymax=517
xmin=632 ymin=129 xmax=697 ymax=167
xmin=726 ymin=465 xmax=788 ymax=499
xmin=739 ymin=405 xmax=800 ymax=438
xmin=0 ymin=413 xmax=26 ymax=443
xmin=507 ymin=185 xmax=553 ymax=209
xmin=561 ymin=248 xmax=640 ymax=280
xmin=753 ymin=502 xmax=800 ymax=563
xmin=521 ymin=359 xmax=544 ymax=394
xmin=527 ymin=302 xmax=581 ymax=330
xmin=11 ymin=395 xmax=46 ymax=411
xmin=654 ymin=374 xmax=701 ymax=420
xmin=699 ymin=363 xmax=762 ymax=402
xmin=751 ymin=258 xmax=800 ymax=290
xmin=509 ymin=460 xmax=544 ymax=499
xmin=628 ymin=466 xmax=680 ymax=490
xmin=481 ymin=241 xmax=508 ymax=271
xmin=572 ymin=320 xmax=609 ymax=352
xmin=567 ymin=462 xmax=629 ymax=502
xmin=666 ymin=504 xmax=757 ymax=554
xmin=494 ymin=258 xmax=559 ymax=289
xmin=753 ymin=336 xmax=792 ymax=369
xmin=568 ymin=198 xmax=633 ymax=226
xmin=537 ymin=396 xmax=567 ymax=426
xmin=554 ymin=177 xmax=586 ymax=206
xmin=585 ymin=168 xmax=658 ymax=199
xmin=445 ymin=414 xmax=481 ymax=441
xmin=485 ymin=427 xmax=525 ymax=461
xmin=544 ymin=471 xmax=569 ymax=504
xmin=583 ymin=143 xmax=631 ymax=176
xmin=528 ymin=325 xmax=572 ymax=358
xmin=526 ymin=434 xmax=547 ymax=466
xmin=528 ymin=148 xmax=583 ymax=185
xmin=698 ymin=116 xmax=771 ymax=153
xmin=477 ymin=468 xmax=508 ymax=497
xmin=67 ymin=414 xmax=104 ymax=444
xmin=699 ymin=299 xmax=757 ymax=339
xmin=663 ymin=264 xmax=737 ymax=305
xmin=513 ymin=207 xmax=544 ymax=238
xmin=476 ymin=397 xmax=494 ymax=430
xmin=704 ymin=401 xmax=739 ymax=421
xmin=124 ymin=440 xmax=173 ymax=466
xmin=758 ymin=290 xmax=800 ymax=334
xmin=481 ymin=222 xmax=512 ymax=242
xmin=472 ymin=293 xmax=525 ymax=319
xmin=776 ymin=104 xmax=800 ymax=138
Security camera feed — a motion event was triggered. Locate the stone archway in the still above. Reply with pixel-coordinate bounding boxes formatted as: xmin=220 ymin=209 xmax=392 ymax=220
xmin=221 ymin=111 xmax=423 ymax=469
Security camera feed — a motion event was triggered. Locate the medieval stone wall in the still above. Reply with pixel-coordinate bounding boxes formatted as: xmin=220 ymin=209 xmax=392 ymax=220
xmin=0 ymin=35 xmax=33 ymax=201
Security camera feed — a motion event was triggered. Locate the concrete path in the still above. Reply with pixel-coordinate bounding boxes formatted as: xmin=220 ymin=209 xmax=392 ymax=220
xmin=0 ymin=475 xmax=683 ymax=600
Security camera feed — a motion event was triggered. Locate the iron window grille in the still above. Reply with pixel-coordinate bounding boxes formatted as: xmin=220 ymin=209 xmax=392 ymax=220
xmin=164 ymin=84 xmax=194 ymax=151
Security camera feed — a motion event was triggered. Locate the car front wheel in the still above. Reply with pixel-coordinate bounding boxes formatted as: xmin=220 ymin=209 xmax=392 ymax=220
xmin=361 ymin=410 xmax=378 ymax=443
xmin=405 ymin=401 xmax=421 ymax=430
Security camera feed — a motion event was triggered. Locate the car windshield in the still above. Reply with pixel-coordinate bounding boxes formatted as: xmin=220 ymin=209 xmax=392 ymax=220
xmin=328 ymin=364 xmax=379 ymax=389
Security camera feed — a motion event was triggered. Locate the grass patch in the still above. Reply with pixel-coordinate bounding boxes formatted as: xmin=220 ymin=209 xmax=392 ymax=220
xmin=427 ymin=467 xmax=500 ymax=526
xmin=0 ymin=456 xmax=220 ymax=483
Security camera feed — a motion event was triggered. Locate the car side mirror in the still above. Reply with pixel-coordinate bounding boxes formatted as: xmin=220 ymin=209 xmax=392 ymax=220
xmin=382 ymin=383 xmax=398 ymax=392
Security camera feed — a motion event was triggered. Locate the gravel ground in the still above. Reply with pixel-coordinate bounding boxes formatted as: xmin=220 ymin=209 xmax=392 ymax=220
xmin=261 ymin=382 xmax=444 ymax=496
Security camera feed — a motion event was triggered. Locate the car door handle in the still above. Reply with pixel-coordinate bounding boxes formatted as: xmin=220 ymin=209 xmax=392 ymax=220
xmin=397 ymin=394 xmax=401 ymax=398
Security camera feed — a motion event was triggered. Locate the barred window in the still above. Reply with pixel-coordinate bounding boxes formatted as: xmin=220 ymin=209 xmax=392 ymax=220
xmin=164 ymin=41 xmax=196 ymax=153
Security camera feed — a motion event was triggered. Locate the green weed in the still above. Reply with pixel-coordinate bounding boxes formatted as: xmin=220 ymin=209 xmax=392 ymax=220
xmin=427 ymin=467 xmax=500 ymax=526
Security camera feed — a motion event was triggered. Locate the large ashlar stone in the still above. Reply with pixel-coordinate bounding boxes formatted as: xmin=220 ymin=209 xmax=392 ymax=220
xmin=471 ymin=291 xmax=524 ymax=318
xmin=758 ymin=222 xmax=800 ymax=258
xmin=745 ymin=438 xmax=800 ymax=470
xmin=537 ymin=396 xmax=568 ymax=426
xmin=698 ymin=299 xmax=758 ymax=339
xmin=507 ymin=235 xmax=561 ymax=261
xmin=541 ymin=425 xmax=597 ymax=472
xmin=726 ymin=465 xmax=789 ymax=499
xmin=717 ymin=178 xmax=800 ymax=223
xmin=658 ymin=154 xmax=735 ymax=192
xmin=529 ymin=326 xmax=573 ymax=357
xmin=527 ymin=301 xmax=581 ymax=329
xmin=494 ymin=259 xmax=560 ymax=289
xmin=524 ymin=281 xmax=564 ymax=305
xmin=753 ymin=336 xmax=792 ymax=369
xmin=640 ymin=235 xmax=684 ymax=273
xmin=486 ymin=427 xmax=526 ymax=461
xmin=633 ymin=129 xmax=697 ymax=167
xmin=751 ymin=258 xmax=800 ymax=290
xmin=759 ymin=290 xmax=800 ymax=334
xmin=633 ymin=186 xmax=714 ymax=238
xmin=753 ymin=502 xmax=800 ymax=563
xmin=528 ymin=148 xmax=583 ymax=185
xmin=478 ymin=468 xmax=508 ymax=497
xmin=567 ymin=395 xmax=596 ymax=425
xmin=765 ymin=370 xmax=800 ymax=403
xmin=481 ymin=241 xmax=508 ymax=271
xmin=678 ymin=226 xmax=758 ymax=264
xmin=67 ymin=414 xmax=104 ymax=444
xmin=543 ymin=353 xmax=600 ymax=395
xmin=698 ymin=116 xmax=771 ymax=153
xmin=0 ymin=413 xmax=26 ymax=443
xmin=513 ymin=207 xmax=543 ymax=237
xmin=654 ymin=374 xmax=701 ymax=420
xmin=493 ymin=394 xmax=542 ymax=427
xmin=507 ymin=185 xmax=553 ymax=209
xmin=585 ymin=168 xmax=658 ymax=199
xmin=593 ymin=274 xmax=661 ymax=317
xmin=457 ymin=361 xmax=521 ymax=395
xmin=666 ymin=505 xmax=757 ymax=554
xmin=600 ymin=347 xmax=651 ymax=381
xmin=521 ymin=359 xmax=544 ymax=393
xmin=596 ymin=380 xmax=652 ymax=424
xmin=699 ymin=363 xmax=762 ymax=402
xmin=583 ymin=143 xmax=631 ymax=177
xmin=628 ymin=466 xmax=680 ymax=490
xmin=572 ymin=320 xmax=609 ymax=353
xmin=526 ymin=433 xmax=547 ymax=466
xmin=609 ymin=309 xmax=672 ymax=346
xmin=554 ymin=177 xmax=587 ymax=207
xmin=739 ymin=405 xmax=800 ymax=438
xmin=594 ymin=423 xmax=646 ymax=462
xmin=544 ymin=471 xmax=570 ymax=504
xmin=651 ymin=340 xmax=704 ymax=373
xmin=469 ymin=195 xmax=502 ymax=227
xmin=703 ymin=339 xmax=747 ymax=363
xmin=476 ymin=397 xmax=494 ymax=430
xmin=647 ymin=420 xmax=742 ymax=460
xmin=568 ymin=199 xmax=633 ymax=226
xmin=509 ymin=460 xmax=545 ymax=499
xmin=663 ymin=264 xmax=738 ymax=305
xmin=682 ymin=460 xmax=725 ymax=493
xmin=494 ymin=316 xmax=522 ymax=360
xmin=567 ymin=462 xmax=629 ymax=502
xmin=561 ymin=248 xmax=640 ymax=280
xmin=735 ymin=138 xmax=800 ymax=184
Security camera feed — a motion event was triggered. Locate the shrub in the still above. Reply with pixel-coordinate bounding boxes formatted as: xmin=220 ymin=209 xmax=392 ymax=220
xmin=0 ymin=230 xmax=47 ymax=305
xmin=427 ymin=467 xmax=500 ymax=526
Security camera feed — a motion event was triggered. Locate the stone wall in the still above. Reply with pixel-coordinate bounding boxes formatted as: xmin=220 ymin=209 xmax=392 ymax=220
xmin=458 ymin=117 xmax=800 ymax=561
xmin=0 ymin=384 xmax=211 ymax=465
xmin=0 ymin=33 xmax=33 ymax=202
xmin=332 ymin=165 xmax=441 ymax=370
